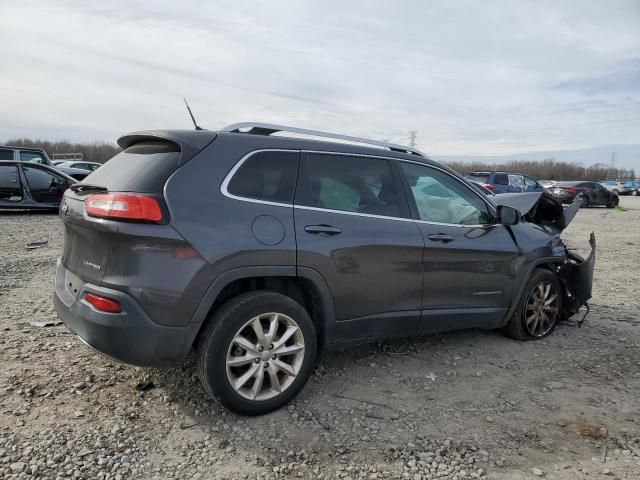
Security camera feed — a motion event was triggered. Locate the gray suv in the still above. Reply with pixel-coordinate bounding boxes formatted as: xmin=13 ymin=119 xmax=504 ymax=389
xmin=54 ymin=123 xmax=595 ymax=415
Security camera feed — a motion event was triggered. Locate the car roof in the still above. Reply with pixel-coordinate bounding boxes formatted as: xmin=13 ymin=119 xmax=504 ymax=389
xmin=468 ymin=171 xmax=517 ymax=175
xmin=118 ymin=128 xmax=449 ymax=169
xmin=0 ymin=145 xmax=47 ymax=153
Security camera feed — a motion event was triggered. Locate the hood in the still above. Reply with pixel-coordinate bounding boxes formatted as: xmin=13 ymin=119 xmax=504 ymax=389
xmin=493 ymin=191 xmax=579 ymax=231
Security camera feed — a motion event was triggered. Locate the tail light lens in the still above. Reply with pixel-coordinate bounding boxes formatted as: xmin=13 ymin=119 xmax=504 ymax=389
xmin=85 ymin=193 xmax=163 ymax=222
xmin=564 ymin=188 xmax=577 ymax=194
xmin=84 ymin=292 xmax=122 ymax=313
xmin=480 ymin=183 xmax=496 ymax=191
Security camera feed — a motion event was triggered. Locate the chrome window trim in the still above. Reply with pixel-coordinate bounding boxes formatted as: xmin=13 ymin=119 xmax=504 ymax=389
xmin=221 ymin=149 xmax=499 ymax=228
xmin=220 ymin=149 xmax=296 ymax=209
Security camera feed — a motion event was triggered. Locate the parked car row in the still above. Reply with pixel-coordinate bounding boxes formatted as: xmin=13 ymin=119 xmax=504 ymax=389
xmin=601 ymin=180 xmax=640 ymax=196
xmin=465 ymin=171 xmax=622 ymax=208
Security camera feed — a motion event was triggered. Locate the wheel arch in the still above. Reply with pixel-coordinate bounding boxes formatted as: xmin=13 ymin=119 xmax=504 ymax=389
xmin=187 ymin=266 xmax=336 ymax=352
xmin=500 ymin=257 xmax=564 ymax=327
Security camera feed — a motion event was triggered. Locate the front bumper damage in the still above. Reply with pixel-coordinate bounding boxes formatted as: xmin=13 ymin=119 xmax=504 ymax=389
xmin=557 ymin=232 xmax=596 ymax=326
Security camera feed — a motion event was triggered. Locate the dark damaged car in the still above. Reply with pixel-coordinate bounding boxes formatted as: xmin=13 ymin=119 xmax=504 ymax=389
xmin=53 ymin=123 xmax=596 ymax=415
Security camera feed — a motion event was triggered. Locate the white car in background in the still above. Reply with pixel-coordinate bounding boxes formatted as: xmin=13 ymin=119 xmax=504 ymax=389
xmin=54 ymin=161 xmax=102 ymax=173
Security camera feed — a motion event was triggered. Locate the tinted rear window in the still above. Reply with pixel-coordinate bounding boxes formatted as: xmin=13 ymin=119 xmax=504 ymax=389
xmin=466 ymin=174 xmax=489 ymax=183
xmin=227 ymin=151 xmax=298 ymax=203
xmin=83 ymin=141 xmax=181 ymax=193
xmin=0 ymin=149 xmax=13 ymax=160
xmin=493 ymin=173 xmax=508 ymax=185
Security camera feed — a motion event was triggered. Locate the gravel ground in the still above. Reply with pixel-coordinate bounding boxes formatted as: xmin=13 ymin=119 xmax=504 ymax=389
xmin=1 ymin=198 xmax=639 ymax=480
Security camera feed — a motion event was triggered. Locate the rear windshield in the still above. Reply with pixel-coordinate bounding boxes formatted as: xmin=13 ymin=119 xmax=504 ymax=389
xmin=83 ymin=141 xmax=180 ymax=193
xmin=466 ymin=174 xmax=489 ymax=184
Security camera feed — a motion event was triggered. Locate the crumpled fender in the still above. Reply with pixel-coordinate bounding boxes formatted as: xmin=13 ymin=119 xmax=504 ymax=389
xmin=493 ymin=191 xmax=580 ymax=231
xmin=557 ymin=232 xmax=596 ymax=321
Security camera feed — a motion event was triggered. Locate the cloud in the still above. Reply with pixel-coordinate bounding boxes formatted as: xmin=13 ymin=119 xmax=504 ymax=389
xmin=0 ymin=0 xmax=639 ymax=157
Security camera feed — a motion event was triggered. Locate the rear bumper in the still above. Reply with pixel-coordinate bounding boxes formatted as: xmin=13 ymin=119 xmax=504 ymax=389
xmin=53 ymin=260 xmax=197 ymax=367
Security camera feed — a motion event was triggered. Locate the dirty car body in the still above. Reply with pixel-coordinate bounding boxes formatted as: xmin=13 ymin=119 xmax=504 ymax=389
xmin=52 ymin=125 xmax=596 ymax=414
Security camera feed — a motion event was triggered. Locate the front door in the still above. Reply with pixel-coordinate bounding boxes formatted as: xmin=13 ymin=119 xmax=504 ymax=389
xmin=294 ymin=152 xmax=424 ymax=342
xmin=397 ymin=162 xmax=520 ymax=332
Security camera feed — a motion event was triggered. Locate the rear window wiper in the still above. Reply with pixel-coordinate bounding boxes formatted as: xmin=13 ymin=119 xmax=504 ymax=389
xmin=70 ymin=184 xmax=108 ymax=193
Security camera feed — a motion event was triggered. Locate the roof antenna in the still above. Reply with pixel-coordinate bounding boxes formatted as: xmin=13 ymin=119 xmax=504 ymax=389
xmin=183 ymin=97 xmax=203 ymax=131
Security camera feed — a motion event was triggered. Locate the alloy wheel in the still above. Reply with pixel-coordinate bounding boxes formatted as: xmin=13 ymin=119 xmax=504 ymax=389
xmin=524 ymin=281 xmax=559 ymax=337
xmin=226 ymin=312 xmax=305 ymax=401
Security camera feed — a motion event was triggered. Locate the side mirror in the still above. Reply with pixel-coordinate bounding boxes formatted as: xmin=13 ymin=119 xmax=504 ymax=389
xmin=497 ymin=205 xmax=520 ymax=225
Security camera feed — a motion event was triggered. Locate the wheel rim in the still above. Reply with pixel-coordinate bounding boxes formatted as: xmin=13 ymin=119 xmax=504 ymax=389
xmin=226 ymin=312 xmax=305 ymax=401
xmin=579 ymin=195 xmax=588 ymax=207
xmin=524 ymin=281 xmax=559 ymax=337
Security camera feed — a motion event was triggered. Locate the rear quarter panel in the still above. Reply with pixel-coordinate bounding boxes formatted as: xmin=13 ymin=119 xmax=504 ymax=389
xmin=163 ymin=136 xmax=297 ymax=307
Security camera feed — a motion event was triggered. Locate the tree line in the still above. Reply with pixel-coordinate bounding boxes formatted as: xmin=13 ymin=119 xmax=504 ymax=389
xmin=3 ymin=138 xmax=636 ymax=181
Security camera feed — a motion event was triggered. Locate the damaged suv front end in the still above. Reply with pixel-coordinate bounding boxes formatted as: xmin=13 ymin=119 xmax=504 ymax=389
xmin=493 ymin=192 xmax=596 ymax=325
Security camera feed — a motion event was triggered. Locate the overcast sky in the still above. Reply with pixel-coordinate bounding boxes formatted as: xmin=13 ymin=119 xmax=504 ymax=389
xmin=1 ymin=0 xmax=639 ymax=157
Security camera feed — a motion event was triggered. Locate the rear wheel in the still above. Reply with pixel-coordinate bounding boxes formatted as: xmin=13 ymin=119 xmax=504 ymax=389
xmin=196 ymin=291 xmax=317 ymax=415
xmin=502 ymin=269 xmax=562 ymax=341
xmin=607 ymin=196 xmax=619 ymax=208
xmin=577 ymin=194 xmax=589 ymax=208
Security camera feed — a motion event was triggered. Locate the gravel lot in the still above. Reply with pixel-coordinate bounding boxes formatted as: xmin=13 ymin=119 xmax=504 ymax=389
xmin=1 ymin=197 xmax=640 ymax=480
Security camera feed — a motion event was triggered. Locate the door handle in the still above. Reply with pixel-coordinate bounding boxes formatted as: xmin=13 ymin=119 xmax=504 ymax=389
xmin=428 ymin=233 xmax=454 ymax=243
xmin=304 ymin=224 xmax=342 ymax=236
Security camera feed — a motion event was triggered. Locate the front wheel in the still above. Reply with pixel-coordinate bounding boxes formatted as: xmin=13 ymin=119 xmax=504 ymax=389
xmin=196 ymin=291 xmax=317 ymax=415
xmin=501 ymin=269 xmax=562 ymax=341
xmin=607 ymin=196 xmax=619 ymax=208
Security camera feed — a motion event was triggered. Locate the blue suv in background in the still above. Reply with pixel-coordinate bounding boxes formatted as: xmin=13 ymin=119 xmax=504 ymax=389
xmin=465 ymin=171 xmax=545 ymax=194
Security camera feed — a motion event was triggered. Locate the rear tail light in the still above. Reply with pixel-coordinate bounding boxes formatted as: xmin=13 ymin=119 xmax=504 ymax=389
xmin=85 ymin=193 xmax=163 ymax=222
xmin=84 ymin=292 xmax=122 ymax=313
xmin=480 ymin=183 xmax=496 ymax=191
xmin=564 ymin=188 xmax=577 ymax=194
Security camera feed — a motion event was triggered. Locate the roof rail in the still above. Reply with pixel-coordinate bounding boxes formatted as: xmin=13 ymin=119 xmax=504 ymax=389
xmin=220 ymin=122 xmax=425 ymax=157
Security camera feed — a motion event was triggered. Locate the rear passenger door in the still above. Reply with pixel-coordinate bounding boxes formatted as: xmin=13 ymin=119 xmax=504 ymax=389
xmin=22 ymin=166 xmax=69 ymax=204
xmin=293 ymin=152 xmax=424 ymax=341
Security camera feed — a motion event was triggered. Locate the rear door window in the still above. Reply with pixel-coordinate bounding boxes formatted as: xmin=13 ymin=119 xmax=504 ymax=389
xmin=508 ymin=175 xmax=525 ymax=190
xmin=296 ymin=153 xmax=402 ymax=218
xmin=0 ymin=149 xmax=14 ymax=160
xmin=0 ymin=165 xmax=22 ymax=202
xmin=20 ymin=151 xmax=48 ymax=165
xmin=227 ymin=151 xmax=299 ymax=204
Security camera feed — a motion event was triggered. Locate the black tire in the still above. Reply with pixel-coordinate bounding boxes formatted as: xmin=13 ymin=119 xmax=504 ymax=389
xmin=501 ymin=269 xmax=562 ymax=341
xmin=196 ymin=291 xmax=317 ymax=415
xmin=577 ymin=194 xmax=589 ymax=208
xmin=607 ymin=196 xmax=619 ymax=208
